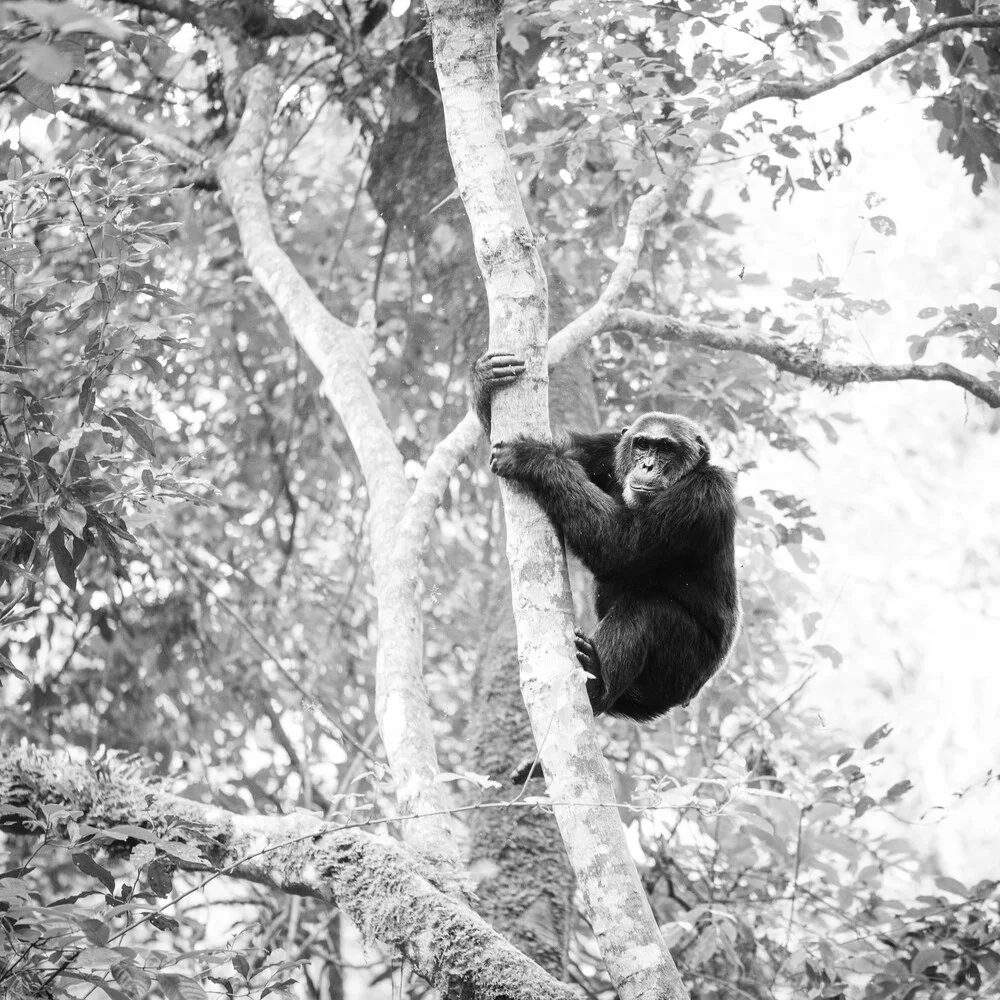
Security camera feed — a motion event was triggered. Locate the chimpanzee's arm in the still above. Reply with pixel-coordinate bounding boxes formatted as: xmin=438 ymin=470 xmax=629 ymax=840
xmin=490 ymin=437 xmax=627 ymax=573
xmin=470 ymin=353 xmax=526 ymax=435
xmin=646 ymin=467 xmax=738 ymax=555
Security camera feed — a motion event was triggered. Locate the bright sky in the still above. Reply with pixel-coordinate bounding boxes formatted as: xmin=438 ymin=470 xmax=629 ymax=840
xmin=711 ymin=69 xmax=1000 ymax=879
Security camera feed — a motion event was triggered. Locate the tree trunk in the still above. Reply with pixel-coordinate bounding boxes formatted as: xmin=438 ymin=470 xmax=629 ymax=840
xmin=426 ymin=2 xmax=689 ymax=995
xmin=367 ymin=12 xmax=578 ymax=975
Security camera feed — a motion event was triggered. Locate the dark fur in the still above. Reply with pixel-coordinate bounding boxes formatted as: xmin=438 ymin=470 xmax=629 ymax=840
xmin=473 ymin=352 xmax=740 ymax=731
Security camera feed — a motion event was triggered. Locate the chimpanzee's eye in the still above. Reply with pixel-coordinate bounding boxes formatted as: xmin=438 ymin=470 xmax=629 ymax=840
xmin=634 ymin=436 xmax=648 ymax=449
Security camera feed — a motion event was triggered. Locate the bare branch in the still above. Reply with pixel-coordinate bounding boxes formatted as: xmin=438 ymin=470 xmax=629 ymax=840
xmin=60 ymin=99 xmax=206 ymax=172
xmin=112 ymin=0 xmax=201 ymax=26
xmin=400 ymin=412 xmax=481 ymax=550
xmin=112 ymin=0 xmax=341 ymax=38
xmin=736 ymin=14 xmax=1000 ymax=109
xmin=614 ymin=308 xmax=1000 ymax=408
xmin=0 ymin=745 xmax=576 ymax=1000
xmin=548 ymin=105 xmax=733 ymax=370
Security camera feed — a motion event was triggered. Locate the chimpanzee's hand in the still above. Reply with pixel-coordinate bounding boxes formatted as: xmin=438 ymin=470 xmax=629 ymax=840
xmin=491 ymin=437 xmax=568 ymax=483
xmin=474 ymin=352 xmax=526 ymax=390
xmin=489 ymin=439 xmax=524 ymax=479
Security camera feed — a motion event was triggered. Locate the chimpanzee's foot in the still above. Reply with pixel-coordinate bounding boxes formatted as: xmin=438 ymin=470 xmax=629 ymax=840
xmin=510 ymin=757 xmax=545 ymax=785
xmin=574 ymin=629 xmax=601 ymax=674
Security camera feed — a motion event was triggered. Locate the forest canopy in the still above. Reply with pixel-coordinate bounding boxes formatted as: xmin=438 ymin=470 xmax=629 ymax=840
xmin=1 ymin=1 xmax=999 ymax=999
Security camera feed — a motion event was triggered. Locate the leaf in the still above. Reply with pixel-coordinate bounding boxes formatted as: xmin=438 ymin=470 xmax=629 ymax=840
xmin=912 ymin=946 xmax=945 ymax=974
xmin=802 ymin=611 xmax=821 ymax=637
xmin=101 ymin=414 xmax=124 ymax=448
xmin=78 ymin=374 xmax=96 ymax=420
xmin=854 ymin=794 xmax=876 ymax=818
xmin=147 ymin=856 xmax=174 ymax=898
xmin=863 ymin=723 xmax=892 ymax=749
xmin=160 ymin=974 xmax=208 ymax=1000
xmin=759 ymin=5 xmax=788 ymax=22
xmin=0 ymin=238 xmax=40 ymax=274
xmin=785 ymin=543 xmax=817 ymax=573
xmin=934 ymin=875 xmax=968 ymax=896
xmin=817 ymin=14 xmax=843 ymax=40
xmin=19 ymin=40 xmax=75 ymax=85
xmin=72 ymin=852 xmax=115 ymax=893
xmin=917 ymin=306 xmax=939 ymax=319
xmin=868 ymin=215 xmax=896 ymax=236
xmin=130 ymin=843 xmax=155 ymax=868
xmin=14 ymin=72 xmax=57 ymax=114
xmin=49 ymin=528 xmax=78 ymax=589
xmin=112 ymin=963 xmax=153 ymax=997
xmin=686 ymin=925 xmax=720 ymax=968
xmin=884 ymin=779 xmax=912 ymax=802
xmin=116 ymin=414 xmax=156 ymax=456
xmin=58 ymin=502 xmax=88 ymax=538
xmin=160 ymin=840 xmax=204 ymax=863
xmin=812 ymin=644 xmax=842 ymax=667
xmin=76 ymin=947 xmax=123 ymax=968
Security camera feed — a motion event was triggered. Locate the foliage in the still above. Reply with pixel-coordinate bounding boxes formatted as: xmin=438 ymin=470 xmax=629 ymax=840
xmin=0 ymin=150 xmax=202 ymax=675
xmin=2 ymin=1 xmax=999 ymax=998
xmin=1 ymin=798 xmax=302 ymax=1000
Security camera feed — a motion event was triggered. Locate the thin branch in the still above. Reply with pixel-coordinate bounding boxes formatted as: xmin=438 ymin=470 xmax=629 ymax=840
xmin=547 ymin=108 xmax=731 ymax=369
xmin=613 ymin=308 xmax=1000 ymax=408
xmin=217 ymin=62 xmax=462 ymax=871
xmin=256 ymin=9 xmax=345 ymax=41
xmin=60 ymin=99 xmax=209 ymax=175
xmin=113 ymin=0 xmax=200 ymax=25
xmin=400 ymin=412 xmax=481 ymax=549
xmin=736 ymin=14 xmax=1000 ymax=109
xmin=115 ymin=0 xmax=343 ymax=39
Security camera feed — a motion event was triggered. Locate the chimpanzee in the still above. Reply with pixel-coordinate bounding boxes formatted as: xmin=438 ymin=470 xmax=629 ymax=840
xmin=472 ymin=351 xmax=740 ymax=760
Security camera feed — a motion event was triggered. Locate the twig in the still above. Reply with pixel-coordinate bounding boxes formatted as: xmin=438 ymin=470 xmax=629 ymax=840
xmin=735 ymin=14 xmax=1000 ymax=109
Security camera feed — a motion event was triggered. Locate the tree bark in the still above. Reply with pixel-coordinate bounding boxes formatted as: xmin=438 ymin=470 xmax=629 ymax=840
xmin=425 ymin=1 xmax=690 ymax=996
xmin=465 ymin=352 xmax=599 ymax=977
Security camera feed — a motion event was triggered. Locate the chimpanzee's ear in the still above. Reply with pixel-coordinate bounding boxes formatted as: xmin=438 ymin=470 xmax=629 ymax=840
xmin=621 ymin=426 xmax=630 ymax=437
xmin=696 ymin=435 xmax=710 ymax=461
